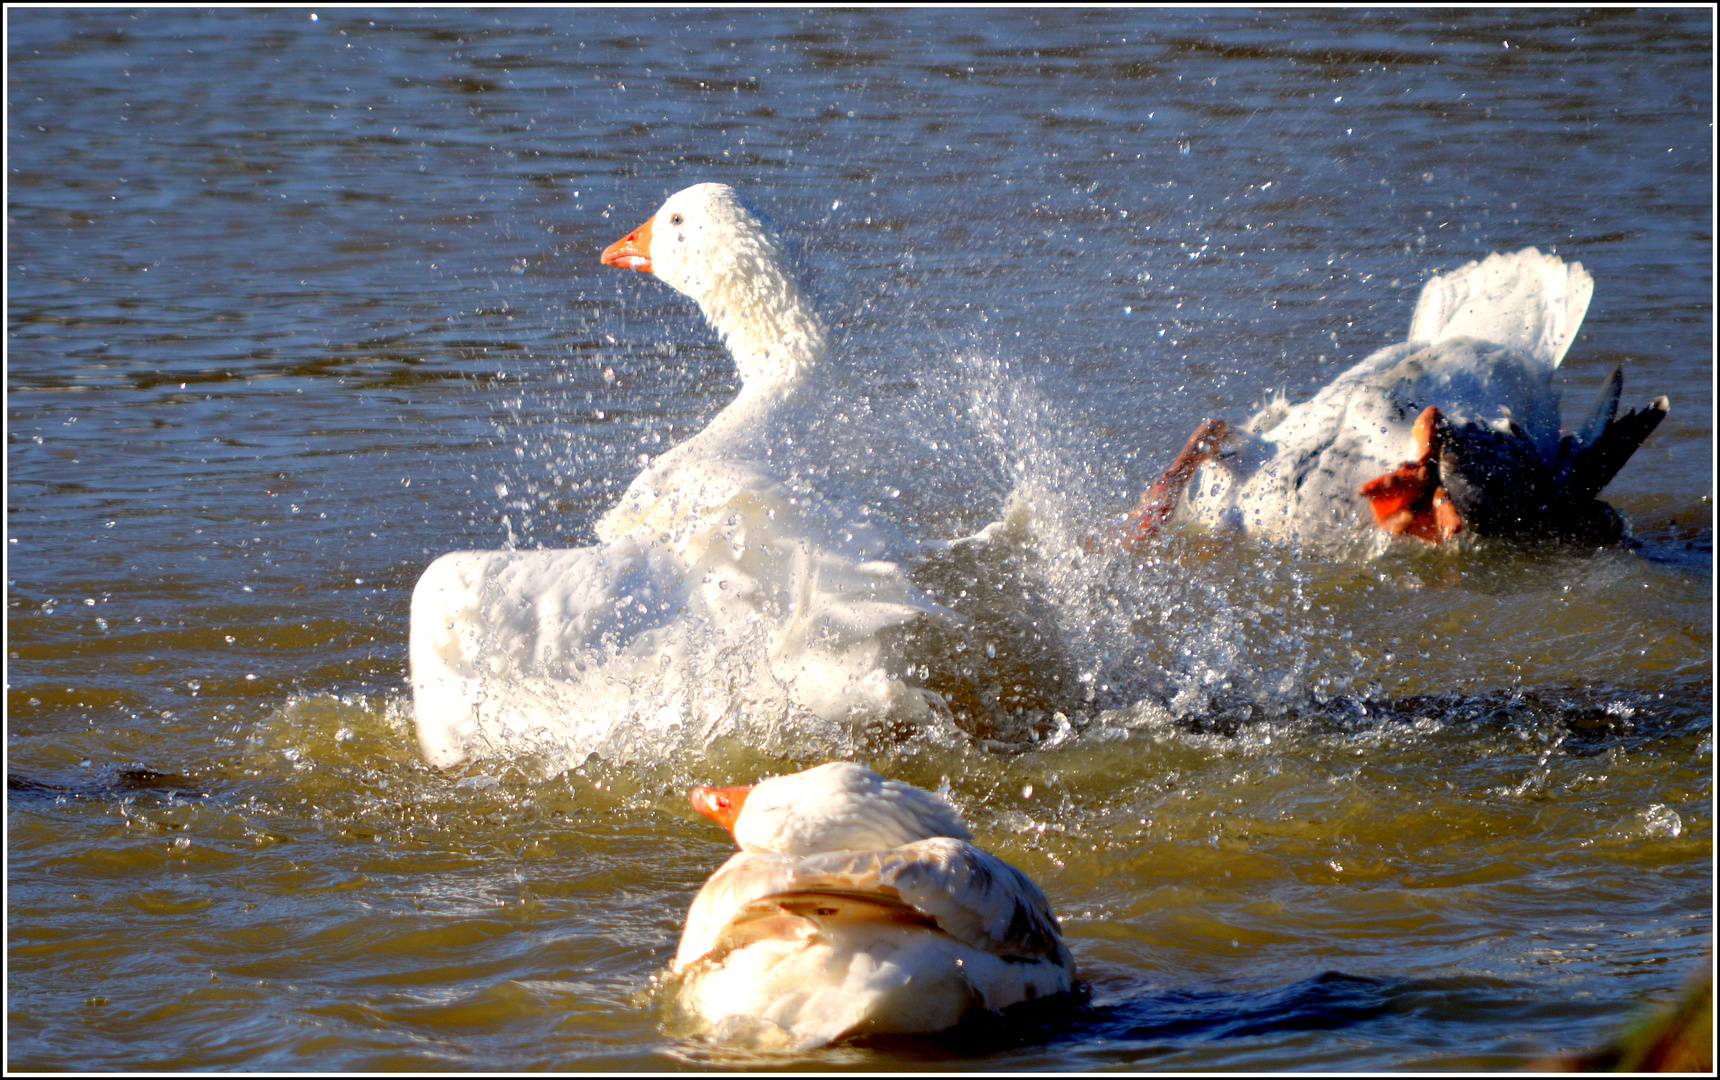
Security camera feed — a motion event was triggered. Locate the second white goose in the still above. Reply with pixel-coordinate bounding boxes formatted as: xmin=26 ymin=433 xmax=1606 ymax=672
xmin=1126 ymin=248 xmax=1668 ymax=548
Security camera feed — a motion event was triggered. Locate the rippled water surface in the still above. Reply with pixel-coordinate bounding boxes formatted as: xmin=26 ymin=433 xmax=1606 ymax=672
xmin=7 ymin=8 xmax=1712 ymax=1071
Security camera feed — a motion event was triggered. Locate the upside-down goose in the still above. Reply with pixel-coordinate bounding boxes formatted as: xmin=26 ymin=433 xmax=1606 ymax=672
xmin=409 ymin=185 xmax=950 ymax=768
xmin=1128 ymin=248 xmax=1669 ymax=547
xmin=671 ymin=762 xmax=1075 ymax=1049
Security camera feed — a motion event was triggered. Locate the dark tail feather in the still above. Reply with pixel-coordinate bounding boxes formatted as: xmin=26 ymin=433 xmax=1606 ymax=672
xmin=1550 ymin=367 xmax=1622 ymax=487
xmin=1548 ymin=370 xmax=1669 ymax=509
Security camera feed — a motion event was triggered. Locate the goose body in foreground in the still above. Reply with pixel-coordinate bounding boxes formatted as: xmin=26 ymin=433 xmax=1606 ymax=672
xmin=409 ymin=185 xmax=950 ymax=768
xmin=672 ymin=762 xmax=1075 ymax=1049
xmin=1129 ymin=248 xmax=1669 ymax=547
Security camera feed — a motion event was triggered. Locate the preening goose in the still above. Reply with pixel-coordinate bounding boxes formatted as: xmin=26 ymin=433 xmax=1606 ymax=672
xmin=1128 ymin=248 xmax=1668 ymax=547
xmin=671 ymin=762 xmax=1076 ymax=1049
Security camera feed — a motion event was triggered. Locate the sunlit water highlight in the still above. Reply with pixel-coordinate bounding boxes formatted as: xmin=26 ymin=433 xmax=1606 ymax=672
xmin=7 ymin=8 xmax=1711 ymax=1071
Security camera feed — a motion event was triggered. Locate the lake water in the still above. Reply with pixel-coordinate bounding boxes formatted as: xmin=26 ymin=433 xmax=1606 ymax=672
xmin=6 ymin=7 xmax=1712 ymax=1071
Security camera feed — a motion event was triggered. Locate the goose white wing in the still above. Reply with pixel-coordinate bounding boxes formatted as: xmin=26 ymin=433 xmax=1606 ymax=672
xmin=1407 ymin=246 xmax=1593 ymax=368
xmin=674 ymin=837 xmax=1071 ymax=973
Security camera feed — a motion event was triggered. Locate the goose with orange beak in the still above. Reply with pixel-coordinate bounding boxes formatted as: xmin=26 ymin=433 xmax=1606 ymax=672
xmin=409 ymin=185 xmax=959 ymax=770
xmin=670 ymin=762 xmax=1075 ymax=1049
xmin=1127 ymin=248 xmax=1668 ymax=548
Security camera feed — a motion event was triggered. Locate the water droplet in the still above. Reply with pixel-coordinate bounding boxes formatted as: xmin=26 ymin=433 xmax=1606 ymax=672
xmin=1636 ymin=804 xmax=1682 ymax=838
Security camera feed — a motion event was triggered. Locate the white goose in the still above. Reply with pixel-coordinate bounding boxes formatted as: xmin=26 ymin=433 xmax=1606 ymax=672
xmin=409 ymin=185 xmax=949 ymax=769
xmin=1127 ymin=247 xmax=1668 ymax=547
xmin=672 ymin=762 xmax=1075 ymax=1049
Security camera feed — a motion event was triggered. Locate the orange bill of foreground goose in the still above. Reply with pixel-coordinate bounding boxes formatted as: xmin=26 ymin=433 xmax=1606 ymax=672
xmin=688 ymin=783 xmax=750 ymax=832
xmin=670 ymin=762 xmax=1076 ymax=1050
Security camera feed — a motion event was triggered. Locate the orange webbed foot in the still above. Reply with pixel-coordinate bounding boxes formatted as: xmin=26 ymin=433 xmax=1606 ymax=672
xmin=1359 ymin=406 xmax=1464 ymax=544
xmin=1124 ymin=417 xmax=1231 ymax=546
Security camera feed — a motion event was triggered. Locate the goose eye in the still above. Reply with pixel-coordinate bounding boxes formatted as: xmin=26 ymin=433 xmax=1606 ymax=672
xmin=670 ymin=213 xmax=684 ymax=227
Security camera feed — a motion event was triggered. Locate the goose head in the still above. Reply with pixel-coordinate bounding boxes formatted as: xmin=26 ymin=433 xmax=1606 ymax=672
xmin=689 ymin=762 xmax=972 ymax=856
xmin=602 ymin=182 xmax=828 ymax=388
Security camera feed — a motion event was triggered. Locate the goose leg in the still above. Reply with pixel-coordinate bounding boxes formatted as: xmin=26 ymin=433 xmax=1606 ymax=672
xmin=1126 ymin=418 xmax=1230 ymax=544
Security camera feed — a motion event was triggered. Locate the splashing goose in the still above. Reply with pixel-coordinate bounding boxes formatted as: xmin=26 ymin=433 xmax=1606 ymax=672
xmin=409 ymin=185 xmax=950 ymax=768
xmin=1128 ymin=248 xmax=1668 ymax=547
xmin=671 ymin=762 xmax=1075 ymax=1050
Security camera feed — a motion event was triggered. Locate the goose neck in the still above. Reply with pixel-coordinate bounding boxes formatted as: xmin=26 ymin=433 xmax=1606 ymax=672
xmin=696 ymin=257 xmax=828 ymax=390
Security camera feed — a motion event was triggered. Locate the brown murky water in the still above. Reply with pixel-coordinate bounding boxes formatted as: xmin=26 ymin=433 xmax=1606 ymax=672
xmin=7 ymin=8 xmax=1711 ymax=1070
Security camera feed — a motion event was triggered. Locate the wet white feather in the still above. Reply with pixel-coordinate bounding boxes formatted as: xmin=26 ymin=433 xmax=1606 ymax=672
xmin=642 ymin=182 xmax=828 ymax=390
xmin=731 ymin=761 xmax=971 ymax=855
xmin=673 ymin=763 xmax=1074 ymax=1049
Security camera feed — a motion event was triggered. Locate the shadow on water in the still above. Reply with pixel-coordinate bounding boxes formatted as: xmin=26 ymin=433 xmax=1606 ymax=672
xmin=6 ymin=766 xmax=212 ymax=802
xmin=655 ymin=970 xmax=1426 ymax=1071
xmin=1074 ymin=970 xmax=1403 ymax=1044
xmin=848 ymin=970 xmax=1403 ymax=1062
xmin=6 ymin=676 xmax=1700 ymax=809
xmin=1172 ymin=684 xmax=1708 ymax=751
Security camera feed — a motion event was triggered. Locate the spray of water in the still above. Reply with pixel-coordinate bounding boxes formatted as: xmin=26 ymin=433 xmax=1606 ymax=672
xmin=419 ymin=331 xmax=1376 ymax=777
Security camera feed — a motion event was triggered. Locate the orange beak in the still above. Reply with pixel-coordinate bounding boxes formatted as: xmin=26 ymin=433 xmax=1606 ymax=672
xmin=1359 ymin=406 xmax=1463 ymax=543
xmin=600 ymin=214 xmax=654 ymax=272
xmin=689 ymin=783 xmax=752 ymax=832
